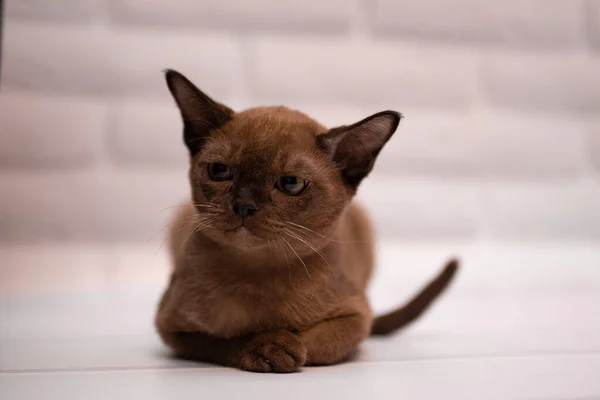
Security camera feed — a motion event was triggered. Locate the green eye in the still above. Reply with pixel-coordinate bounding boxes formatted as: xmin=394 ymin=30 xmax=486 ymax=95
xmin=208 ymin=163 xmax=233 ymax=181
xmin=276 ymin=176 xmax=308 ymax=196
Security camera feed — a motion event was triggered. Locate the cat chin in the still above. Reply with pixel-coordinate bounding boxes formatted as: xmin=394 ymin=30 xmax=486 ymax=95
xmin=226 ymin=225 xmax=253 ymax=238
xmin=217 ymin=226 xmax=271 ymax=249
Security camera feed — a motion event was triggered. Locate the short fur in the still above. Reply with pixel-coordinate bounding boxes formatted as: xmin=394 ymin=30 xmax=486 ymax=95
xmin=156 ymin=69 xmax=459 ymax=373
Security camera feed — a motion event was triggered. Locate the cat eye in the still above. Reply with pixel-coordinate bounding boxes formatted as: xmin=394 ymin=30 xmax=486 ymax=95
xmin=207 ymin=163 xmax=233 ymax=181
xmin=276 ymin=176 xmax=308 ymax=196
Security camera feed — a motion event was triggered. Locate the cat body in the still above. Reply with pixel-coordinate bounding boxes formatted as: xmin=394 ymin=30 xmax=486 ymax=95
xmin=156 ymin=70 xmax=458 ymax=372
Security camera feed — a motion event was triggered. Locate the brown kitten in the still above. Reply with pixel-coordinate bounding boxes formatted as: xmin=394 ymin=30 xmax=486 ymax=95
xmin=155 ymin=69 xmax=459 ymax=373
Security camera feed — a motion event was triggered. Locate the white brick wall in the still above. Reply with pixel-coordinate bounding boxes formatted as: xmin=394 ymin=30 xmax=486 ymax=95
xmin=108 ymin=0 xmax=358 ymax=32
xmin=108 ymin=99 xmax=187 ymax=168
xmin=588 ymin=0 xmax=600 ymax=48
xmin=0 ymin=91 xmax=107 ymax=167
xmin=484 ymin=181 xmax=600 ymax=241
xmin=5 ymin=0 xmax=106 ymax=23
xmin=249 ymin=38 xmax=477 ymax=108
xmin=1 ymin=0 xmax=599 ymax=243
xmin=0 ymin=170 xmax=188 ymax=242
xmin=482 ymin=52 xmax=600 ymax=114
xmin=372 ymin=0 xmax=585 ymax=49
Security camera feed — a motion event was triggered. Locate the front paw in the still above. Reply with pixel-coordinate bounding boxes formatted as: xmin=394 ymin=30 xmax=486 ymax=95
xmin=239 ymin=330 xmax=307 ymax=373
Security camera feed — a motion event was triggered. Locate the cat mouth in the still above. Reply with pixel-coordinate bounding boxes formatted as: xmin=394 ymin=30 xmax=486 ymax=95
xmin=225 ymin=224 xmax=263 ymax=238
xmin=226 ymin=225 xmax=246 ymax=233
xmin=225 ymin=222 xmax=266 ymax=239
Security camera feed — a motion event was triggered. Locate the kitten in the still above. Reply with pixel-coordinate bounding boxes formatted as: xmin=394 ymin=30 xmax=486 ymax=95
xmin=155 ymin=70 xmax=459 ymax=373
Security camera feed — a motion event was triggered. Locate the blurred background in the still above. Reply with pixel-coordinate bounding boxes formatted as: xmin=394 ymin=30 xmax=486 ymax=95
xmin=1 ymin=0 xmax=599 ymax=290
xmin=1 ymin=1 xmax=600 ymax=397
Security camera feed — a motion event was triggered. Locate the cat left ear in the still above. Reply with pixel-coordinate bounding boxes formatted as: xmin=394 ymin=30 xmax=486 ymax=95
xmin=317 ymin=111 xmax=401 ymax=189
xmin=165 ymin=69 xmax=234 ymax=157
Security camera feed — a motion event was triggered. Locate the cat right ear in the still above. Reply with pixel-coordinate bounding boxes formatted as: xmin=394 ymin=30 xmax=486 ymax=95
xmin=317 ymin=111 xmax=401 ymax=190
xmin=165 ymin=69 xmax=234 ymax=156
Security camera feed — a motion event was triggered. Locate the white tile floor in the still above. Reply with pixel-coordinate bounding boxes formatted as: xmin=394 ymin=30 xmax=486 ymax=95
xmin=1 ymin=241 xmax=600 ymax=399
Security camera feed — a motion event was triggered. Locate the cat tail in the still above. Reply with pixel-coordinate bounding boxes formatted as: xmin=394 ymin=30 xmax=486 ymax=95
xmin=370 ymin=259 xmax=459 ymax=336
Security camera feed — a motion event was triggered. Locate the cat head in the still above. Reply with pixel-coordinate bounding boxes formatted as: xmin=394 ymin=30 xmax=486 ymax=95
xmin=166 ymin=69 xmax=401 ymax=250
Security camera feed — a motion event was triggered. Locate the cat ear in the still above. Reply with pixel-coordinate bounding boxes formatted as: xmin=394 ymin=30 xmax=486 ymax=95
xmin=165 ymin=69 xmax=234 ymax=156
xmin=317 ymin=111 xmax=401 ymax=189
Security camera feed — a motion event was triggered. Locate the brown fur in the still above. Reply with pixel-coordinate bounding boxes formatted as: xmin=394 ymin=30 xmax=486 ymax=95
xmin=155 ymin=70 xmax=459 ymax=373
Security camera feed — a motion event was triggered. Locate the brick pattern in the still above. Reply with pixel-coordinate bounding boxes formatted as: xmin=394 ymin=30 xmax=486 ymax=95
xmin=482 ymin=53 xmax=600 ymax=114
xmin=107 ymin=0 xmax=357 ymax=32
xmin=372 ymin=0 xmax=586 ymax=49
xmin=0 ymin=91 xmax=107 ymax=167
xmin=1 ymin=0 xmax=599 ymax=242
xmin=5 ymin=0 xmax=105 ymax=23
xmin=248 ymin=39 xmax=477 ymax=108
xmin=0 ymin=170 xmax=189 ymax=242
xmin=484 ymin=182 xmax=600 ymax=241
xmin=588 ymin=0 xmax=600 ymax=48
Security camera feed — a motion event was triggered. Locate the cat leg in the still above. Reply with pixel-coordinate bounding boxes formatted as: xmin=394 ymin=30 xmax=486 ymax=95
xmin=164 ymin=330 xmax=307 ymax=373
xmin=298 ymin=313 xmax=371 ymax=365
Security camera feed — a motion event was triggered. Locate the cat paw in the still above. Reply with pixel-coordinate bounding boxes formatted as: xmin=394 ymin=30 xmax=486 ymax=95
xmin=239 ymin=330 xmax=307 ymax=373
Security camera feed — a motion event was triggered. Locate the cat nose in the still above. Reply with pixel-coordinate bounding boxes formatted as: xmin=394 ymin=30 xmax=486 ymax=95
xmin=233 ymin=203 xmax=257 ymax=218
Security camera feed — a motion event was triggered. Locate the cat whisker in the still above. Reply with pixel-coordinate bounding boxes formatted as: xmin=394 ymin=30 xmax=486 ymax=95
xmin=150 ymin=215 xmax=202 ymax=261
xmin=193 ymin=202 xmax=221 ymax=209
xmin=149 ymin=208 xmax=223 ymax=242
xmin=175 ymin=213 xmax=220 ymax=234
xmin=154 ymin=213 xmax=214 ymax=260
xmin=284 ymin=229 xmax=333 ymax=275
xmin=284 ymin=221 xmax=368 ymax=244
xmin=148 ymin=223 xmax=172 ymax=242
xmin=266 ymin=218 xmax=339 ymax=246
xmin=281 ymin=237 xmax=311 ymax=281
xmin=181 ymin=223 xmax=214 ymax=252
xmin=180 ymin=216 xmax=216 ymax=252
xmin=155 ymin=205 xmax=188 ymax=215
xmin=152 ymin=236 xmax=168 ymax=262
xmin=154 ymin=203 xmax=220 ymax=217
xmin=148 ymin=214 xmax=200 ymax=242
xmin=284 ymin=221 xmax=337 ymax=242
xmin=275 ymin=237 xmax=292 ymax=284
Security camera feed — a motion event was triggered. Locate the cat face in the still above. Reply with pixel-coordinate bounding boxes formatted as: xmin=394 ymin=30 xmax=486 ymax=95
xmin=165 ymin=70 xmax=400 ymax=249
